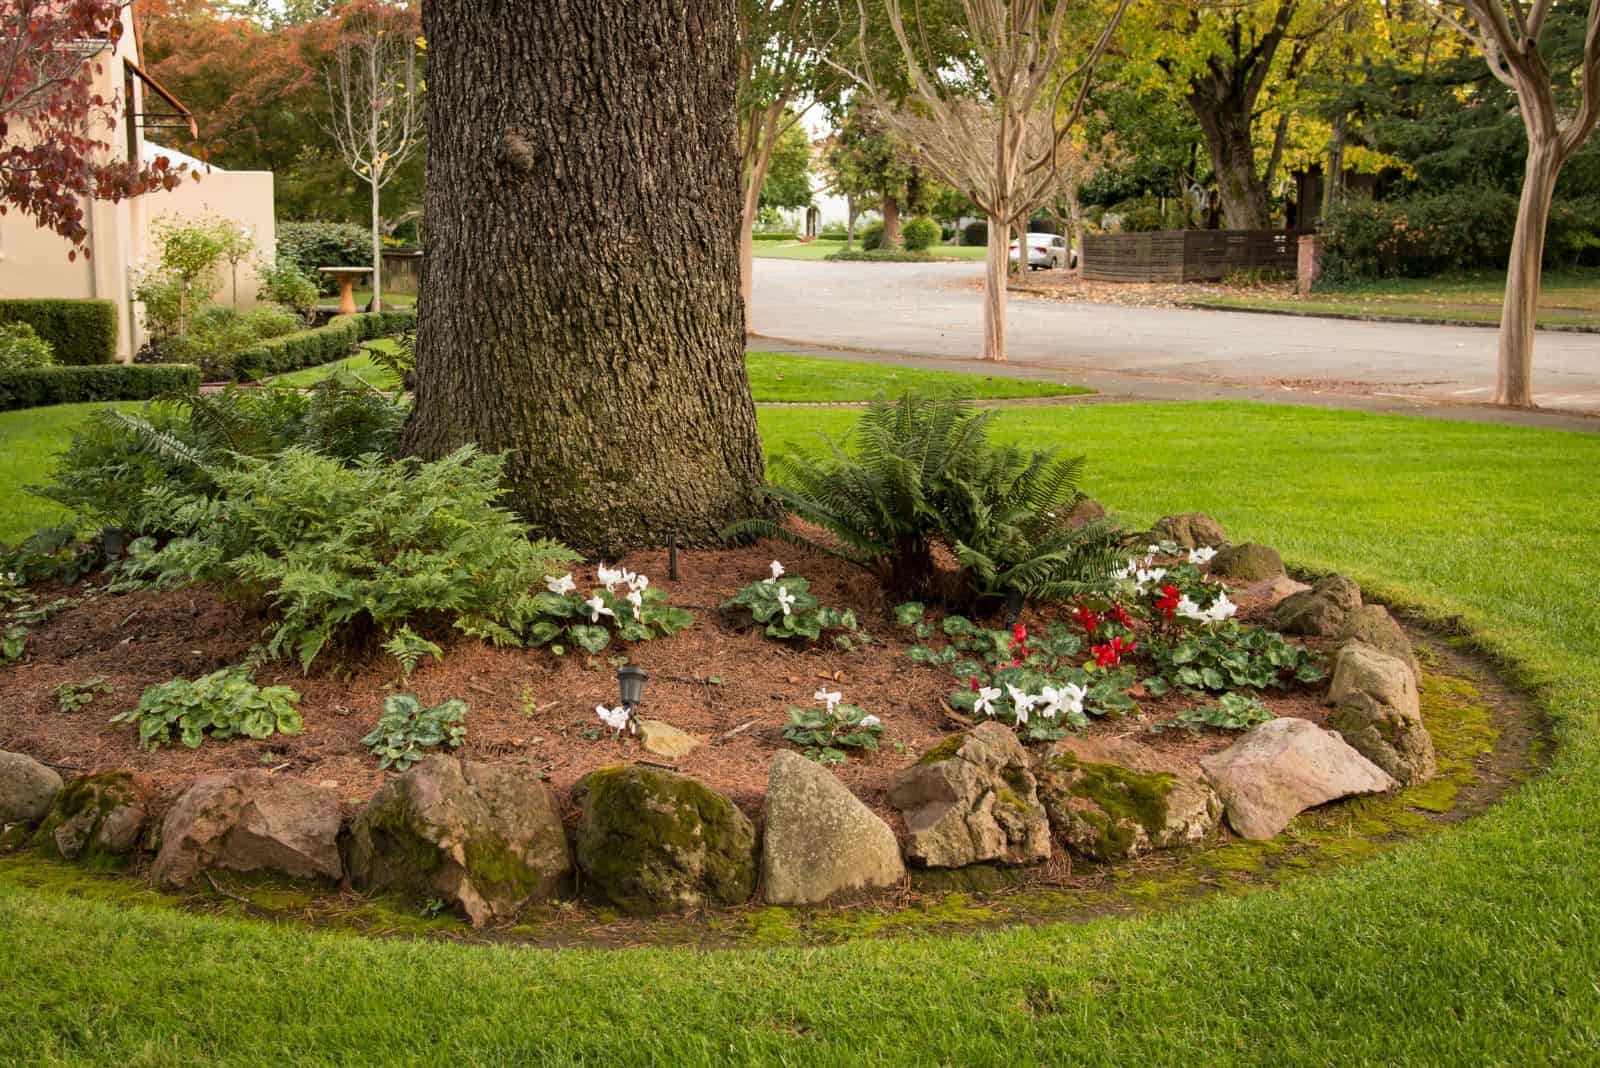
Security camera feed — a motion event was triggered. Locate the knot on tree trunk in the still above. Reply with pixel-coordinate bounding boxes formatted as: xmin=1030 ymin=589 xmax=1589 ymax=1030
xmin=498 ymin=130 xmax=541 ymax=178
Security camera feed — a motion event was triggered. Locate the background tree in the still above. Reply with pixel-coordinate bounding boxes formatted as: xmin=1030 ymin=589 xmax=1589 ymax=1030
xmin=0 ymin=0 xmax=187 ymax=256
xmin=823 ymin=100 xmax=921 ymax=249
xmin=400 ymin=0 xmax=766 ymax=552
xmin=852 ymin=0 xmax=1130 ymax=361
xmin=758 ymin=118 xmax=815 ymax=220
xmin=1432 ymin=0 xmax=1600 ymax=408
xmin=324 ymin=1 xmax=421 ymax=310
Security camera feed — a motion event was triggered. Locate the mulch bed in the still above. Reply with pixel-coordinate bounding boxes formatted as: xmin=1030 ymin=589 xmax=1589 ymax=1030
xmin=0 ymin=538 xmax=1343 ymax=827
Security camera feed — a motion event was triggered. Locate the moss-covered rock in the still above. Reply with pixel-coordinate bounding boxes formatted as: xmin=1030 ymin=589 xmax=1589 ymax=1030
xmin=1035 ymin=739 xmax=1219 ymax=863
xmin=1328 ymin=643 xmax=1436 ymax=785
xmin=1339 ymin=605 xmax=1422 ymax=687
xmin=348 ymin=755 xmax=571 ymax=928
xmin=571 ymin=766 xmax=756 ymax=915
xmin=31 ymin=771 xmax=146 ymax=862
xmin=1211 ymin=542 xmax=1285 ymax=582
xmin=1147 ymin=513 xmax=1227 ymax=549
xmin=887 ymin=722 xmax=1051 ymax=869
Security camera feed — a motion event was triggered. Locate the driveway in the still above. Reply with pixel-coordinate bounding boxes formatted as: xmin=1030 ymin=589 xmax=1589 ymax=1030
xmin=750 ymin=259 xmax=1600 ymax=417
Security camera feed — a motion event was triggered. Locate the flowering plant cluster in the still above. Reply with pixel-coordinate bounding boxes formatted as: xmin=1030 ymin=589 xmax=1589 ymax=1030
xmin=1144 ymin=621 xmax=1325 ymax=696
xmin=530 ymin=564 xmax=693 ymax=654
xmin=594 ymin=703 xmax=635 ymax=736
xmin=912 ymin=616 xmax=1135 ymax=741
xmin=783 ymin=689 xmax=884 ymax=764
xmin=723 ymin=561 xmax=862 ymax=648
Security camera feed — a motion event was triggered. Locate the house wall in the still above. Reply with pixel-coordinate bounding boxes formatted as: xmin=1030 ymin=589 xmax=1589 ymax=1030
xmin=133 ymin=168 xmax=278 ymax=320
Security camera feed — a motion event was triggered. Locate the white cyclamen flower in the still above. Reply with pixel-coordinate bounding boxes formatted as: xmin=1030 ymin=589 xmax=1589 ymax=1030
xmin=973 ymin=686 xmax=1002 ymax=717
xmin=1043 ymin=682 xmax=1088 ymax=720
xmin=596 ymin=564 xmax=625 ymax=592
xmin=544 ymin=573 xmax=577 ymax=596
xmin=625 ymin=589 xmax=643 ymax=617
xmin=775 ymin=585 xmax=796 ymax=616
xmin=1206 ymin=592 xmax=1237 ymax=623
xmin=1006 ymin=684 xmax=1038 ymax=725
xmin=814 ymin=689 xmax=842 ymax=712
xmin=764 ymin=560 xmax=785 ymax=584
xmin=1111 ymin=559 xmax=1137 ymax=581
xmin=1175 ymin=594 xmax=1207 ymax=622
xmin=859 ymin=714 xmax=882 ymax=729
xmin=1133 ymin=567 xmax=1168 ymax=592
xmin=1187 ymin=546 xmax=1218 ymax=565
xmin=584 ymin=594 xmax=614 ymax=623
xmin=627 ymin=572 xmax=649 ymax=593
xmin=595 ymin=705 xmax=631 ymax=733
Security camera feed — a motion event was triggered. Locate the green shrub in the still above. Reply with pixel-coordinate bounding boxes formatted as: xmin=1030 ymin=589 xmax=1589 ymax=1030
xmin=243 ymin=304 xmax=303 ymax=340
xmin=903 ymin=216 xmax=942 ymax=251
xmin=276 ymin=222 xmax=372 ymax=292
xmin=361 ymin=694 xmax=467 ymax=770
xmin=825 ymin=249 xmax=945 ymax=263
xmin=125 ymin=446 xmax=580 ymax=670
xmin=962 ymin=220 xmax=988 ymax=246
xmin=228 ymin=310 xmax=415 ymax=381
xmin=820 ymin=221 xmax=849 ymax=239
xmin=725 ymin=392 xmax=1119 ymax=606
xmin=860 ymin=220 xmax=885 ymax=251
xmin=0 ymin=322 xmax=55 ymax=370
xmin=0 ymin=299 xmax=117 ymax=365
xmin=0 ymin=364 xmax=199 ymax=413
xmin=751 ymin=232 xmax=800 ymax=243
xmin=256 ymin=259 xmax=320 ymax=320
xmin=35 ymin=376 xmax=409 ymax=531
xmin=1318 ymin=188 xmax=1521 ymax=282
xmin=111 ymin=668 xmax=303 ymax=751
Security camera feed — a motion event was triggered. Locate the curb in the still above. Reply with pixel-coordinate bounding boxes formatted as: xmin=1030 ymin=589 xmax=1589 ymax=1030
xmin=1177 ymin=300 xmax=1600 ymax=334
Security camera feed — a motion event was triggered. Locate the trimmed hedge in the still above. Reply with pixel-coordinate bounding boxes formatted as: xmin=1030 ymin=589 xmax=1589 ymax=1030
xmin=0 ymin=363 xmax=199 ymax=412
xmin=752 ymin=232 xmax=801 ymax=242
xmin=0 ymin=299 xmax=117 ymax=366
xmin=228 ymin=309 xmax=416 ymax=381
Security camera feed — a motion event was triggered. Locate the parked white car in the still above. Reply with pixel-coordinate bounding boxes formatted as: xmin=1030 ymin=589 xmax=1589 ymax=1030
xmin=1009 ymin=232 xmax=1074 ymax=270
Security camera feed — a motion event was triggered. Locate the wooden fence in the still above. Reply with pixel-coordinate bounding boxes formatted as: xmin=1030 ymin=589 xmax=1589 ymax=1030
xmin=1081 ymin=229 xmax=1298 ymax=283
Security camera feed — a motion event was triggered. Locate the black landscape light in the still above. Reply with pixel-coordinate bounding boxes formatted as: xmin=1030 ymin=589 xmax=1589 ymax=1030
xmin=617 ymin=664 xmax=649 ymax=710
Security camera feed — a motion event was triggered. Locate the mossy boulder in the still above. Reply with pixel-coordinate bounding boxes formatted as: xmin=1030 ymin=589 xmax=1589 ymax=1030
xmin=0 ymin=750 xmax=61 ymax=829
xmin=570 ymin=766 xmax=756 ymax=915
xmin=1147 ymin=513 xmax=1227 ymax=549
xmin=1035 ymin=738 xmax=1219 ymax=863
xmin=1276 ymin=575 xmax=1363 ymax=636
xmin=31 ymin=771 xmax=147 ymax=862
xmin=153 ymin=770 xmax=344 ymax=890
xmin=1328 ymin=644 xmax=1436 ymax=785
xmin=349 ymin=755 xmax=571 ymax=928
xmin=1339 ymin=605 xmax=1422 ymax=687
xmin=887 ymin=722 xmax=1051 ymax=869
xmin=1211 ymin=542 xmax=1285 ymax=582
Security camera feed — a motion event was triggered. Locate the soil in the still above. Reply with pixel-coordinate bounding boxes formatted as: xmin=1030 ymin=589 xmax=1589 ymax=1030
xmin=7 ymin=539 xmax=1352 ymax=828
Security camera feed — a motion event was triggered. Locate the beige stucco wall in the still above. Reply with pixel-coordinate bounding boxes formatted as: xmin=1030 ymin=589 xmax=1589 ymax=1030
xmin=0 ymin=11 xmax=275 ymax=361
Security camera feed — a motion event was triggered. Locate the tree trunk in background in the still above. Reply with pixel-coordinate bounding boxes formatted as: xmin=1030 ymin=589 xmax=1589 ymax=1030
xmin=845 ymin=194 xmax=857 ymax=250
xmin=880 ymin=194 xmax=901 ymax=249
xmin=369 ymin=174 xmax=383 ymax=311
xmin=1496 ymin=141 xmax=1561 ymax=408
xmin=401 ymin=0 xmax=767 ymax=553
xmin=1323 ymin=112 xmax=1347 ymax=220
xmin=982 ymin=211 xmax=1008 ymax=360
xmin=1194 ymin=100 xmax=1271 ymax=230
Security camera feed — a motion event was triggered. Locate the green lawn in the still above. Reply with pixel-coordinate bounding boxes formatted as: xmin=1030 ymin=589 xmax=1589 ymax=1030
xmin=267 ymin=344 xmax=398 ymax=389
xmin=316 ymin=288 xmax=418 ymax=312
xmin=0 ymin=402 xmax=140 ymax=542
xmin=754 ymin=239 xmax=988 ymax=261
xmin=1190 ymin=268 xmax=1600 ymax=327
xmin=4 ymin=396 xmax=1600 ymax=1062
xmin=270 ymin=348 xmax=1092 ymax=403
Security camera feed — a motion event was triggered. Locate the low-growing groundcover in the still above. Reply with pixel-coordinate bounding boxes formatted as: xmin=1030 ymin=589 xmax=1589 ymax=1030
xmin=1 ymin=403 xmax=1598 ymax=1064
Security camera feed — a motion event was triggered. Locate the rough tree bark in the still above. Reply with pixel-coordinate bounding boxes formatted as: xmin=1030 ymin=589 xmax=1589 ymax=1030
xmin=1190 ymin=83 xmax=1274 ymax=230
xmin=879 ymin=192 xmax=901 ymax=248
xmin=401 ymin=0 xmax=768 ymax=553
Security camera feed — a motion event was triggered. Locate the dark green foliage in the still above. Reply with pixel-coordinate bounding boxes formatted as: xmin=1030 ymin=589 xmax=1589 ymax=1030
xmin=782 ymin=701 xmax=883 ymax=764
xmin=962 ymin=219 xmax=988 ymax=246
xmin=0 ymin=299 xmax=117 ymax=365
xmin=0 ymin=364 xmax=199 ymax=413
xmin=859 ymin=219 xmax=885 ymax=250
xmin=903 ymin=216 xmax=942 ymax=251
xmin=722 ymin=574 xmax=860 ymax=645
xmin=1318 ymin=189 xmax=1524 ymax=282
xmin=361 ymin=694 xmax=467 ymax=770
xmin=276 ymin=222 xmax=372 ymax=293
xmin=111 ymin=668 xmax=303 ymax=750
xmin=751 ymin=232 xmax=801 ymax=243
xmin=124 ymin=446 xmax=579 ymax=670
xmin=1161 ymin=693 xmax=1274 ymax=733
xmin=0 ymin=323 xmax=54 ymax=370
xmin=1147 ymin=623 xmax=1325 ymax=695
xmin=728 ymin=393 xmax=1118 ymax=607
xmin=34 ymin=375 xmax=409 ymax=532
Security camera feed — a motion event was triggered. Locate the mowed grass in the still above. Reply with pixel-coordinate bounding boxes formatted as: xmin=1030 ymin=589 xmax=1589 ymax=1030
xmin=0 ymin=402 xmax=139 ymax=542
xmin=269 ymin=347 xmax=1091 ymax=402
xmin=1190 ymin=267 xmax=1600 ymax=327
xmin=4 ymin=398 xmax=1600 ymax=1062
xmin=755 ymin=239 xmax=989 ymax=261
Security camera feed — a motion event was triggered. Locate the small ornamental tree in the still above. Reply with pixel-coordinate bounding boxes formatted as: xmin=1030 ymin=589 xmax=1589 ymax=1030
xmin=0 ymin=0 xmax=188 ymax=257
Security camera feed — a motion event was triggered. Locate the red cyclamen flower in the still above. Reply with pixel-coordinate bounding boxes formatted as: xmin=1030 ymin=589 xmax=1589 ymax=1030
xmin=1073 ymin=605 xmax=1101 ymax=633
xmin=1156 ymin=585 xmax=1181 ymax=621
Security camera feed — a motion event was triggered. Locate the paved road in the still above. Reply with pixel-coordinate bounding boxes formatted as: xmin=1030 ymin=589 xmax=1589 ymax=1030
xmin=750 ymin=258 xmax=1600 ymax=419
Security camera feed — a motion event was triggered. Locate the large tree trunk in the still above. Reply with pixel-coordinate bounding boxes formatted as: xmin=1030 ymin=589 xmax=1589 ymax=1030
xmin=880 ymin=193 xmax=901 ymax=249
xmin=983 ymin=211 xmax=1008 ymax=360
xmin=401 ymin=0 xmax=767 ymax=554
xmin=1193 ymin=99 xmax=1271 ymax=230
xmin=1495 ymin=139 xmax=1561 ymax=408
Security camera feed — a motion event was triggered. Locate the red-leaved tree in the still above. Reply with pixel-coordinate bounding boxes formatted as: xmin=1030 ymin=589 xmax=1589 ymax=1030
xmin=0 ymin=0 xmax=187 ymax=258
